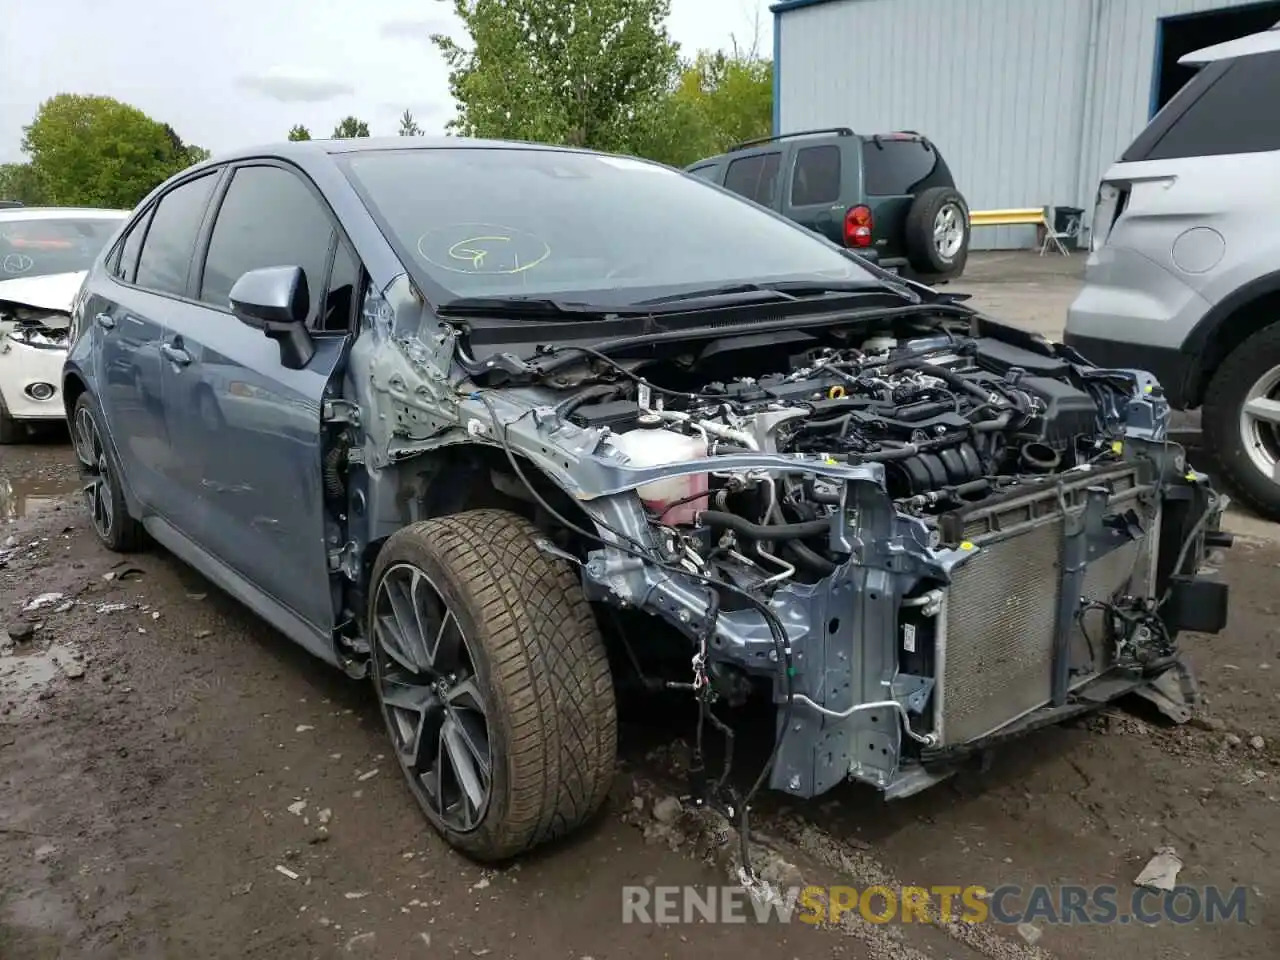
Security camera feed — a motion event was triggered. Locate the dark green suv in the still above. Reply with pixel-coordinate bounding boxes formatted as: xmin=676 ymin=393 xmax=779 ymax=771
xmin=687 ymin=127 xmax=970 ymax=282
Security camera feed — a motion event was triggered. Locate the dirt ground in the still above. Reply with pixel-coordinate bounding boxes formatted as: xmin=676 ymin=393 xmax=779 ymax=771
xmin=2 ymin=253 xmax=1278 ymax=959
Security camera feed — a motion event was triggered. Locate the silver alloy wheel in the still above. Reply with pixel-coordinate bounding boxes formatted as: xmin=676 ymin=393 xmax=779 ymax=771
xmin=933 ymin=203 xmax=965 ymax=260
xmin=1240 ymin=363 xmax=1280 ymax=484
xmin=73 ymin=406 xmax=114 ymax=540
xmin=372 ymin=562 xmax=493 ymax=833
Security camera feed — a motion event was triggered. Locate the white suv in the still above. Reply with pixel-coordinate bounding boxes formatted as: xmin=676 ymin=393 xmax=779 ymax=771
xmin=1065 ymin=25 xmax=1280 ymax=519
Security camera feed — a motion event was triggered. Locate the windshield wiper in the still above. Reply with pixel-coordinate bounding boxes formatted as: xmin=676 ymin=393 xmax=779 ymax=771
xmin=438 ymin=277 xmax=919 ymax=320
xmin=436 ymin=295 xmax=611 ymax=318
xmin=633 ymin=278 xmax=908 ymax=306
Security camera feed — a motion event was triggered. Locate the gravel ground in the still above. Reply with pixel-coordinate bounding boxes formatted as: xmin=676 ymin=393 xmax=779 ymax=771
xmin=2 ymin=253 xmax=1277 ymax=959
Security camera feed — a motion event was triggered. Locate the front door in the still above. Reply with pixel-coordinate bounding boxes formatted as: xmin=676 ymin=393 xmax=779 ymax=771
xmin=159 ymin=161 xmax=359 ymax=631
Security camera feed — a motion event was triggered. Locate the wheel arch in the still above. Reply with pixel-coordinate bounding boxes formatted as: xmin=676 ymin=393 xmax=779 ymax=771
xmin=62 ymin=367 xmax=89 ymax=422
xmin=357 ymin=442 xmax=598 ymax=600
xmin=1181 ymin=270 xmax=1280 ymax=408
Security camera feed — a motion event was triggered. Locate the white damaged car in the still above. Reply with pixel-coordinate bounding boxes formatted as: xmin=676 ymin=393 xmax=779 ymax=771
xmin=0 ymin=207 xmax=127 ymax=442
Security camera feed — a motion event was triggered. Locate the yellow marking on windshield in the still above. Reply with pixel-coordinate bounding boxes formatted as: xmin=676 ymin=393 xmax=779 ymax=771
xmin=445 ymin=235 xmax=549 ymax=274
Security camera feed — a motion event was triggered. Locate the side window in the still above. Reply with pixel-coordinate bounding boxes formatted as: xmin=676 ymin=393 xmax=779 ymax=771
xmin=689 ymin=164 xmax=720 ymax=182
xmin=861 ymin=140 xmax=944 ymax=196
xmin=134 ymin=174 xmax=218 ymax=296
xmin=112 ymin=208 xmax=153 ymax=283
xmin=723 ymin=151 xmax=782 ymax=205
xmin=1137 ymin=52 xmax=1280 ymax=160
xmin=199 ymin=165 xmax=336 ymax=322
xmin=791 ymin=145 xmax=841 ymax=206
xmin=320 ymin=242 xmax=361 ymax=332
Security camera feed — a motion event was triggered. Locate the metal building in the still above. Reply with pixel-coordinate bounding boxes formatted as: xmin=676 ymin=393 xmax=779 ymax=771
xmin=772 ymin=0 xmax=1280 ymax=248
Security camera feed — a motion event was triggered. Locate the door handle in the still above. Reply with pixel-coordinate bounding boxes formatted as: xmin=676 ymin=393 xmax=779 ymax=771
xmin=95 ymin=313 xmax=116 ymax=330
xmin=160 ymin=343 xmax=192 ymax=366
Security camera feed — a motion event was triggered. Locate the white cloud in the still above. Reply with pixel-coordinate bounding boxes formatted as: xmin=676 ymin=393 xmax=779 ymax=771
xmin=237 ymin=69 xmax=355 ymax=103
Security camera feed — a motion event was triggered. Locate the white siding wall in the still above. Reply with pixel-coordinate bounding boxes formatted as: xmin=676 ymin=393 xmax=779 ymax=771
xmin=778 ymin=0 xmax=1269 ymax=250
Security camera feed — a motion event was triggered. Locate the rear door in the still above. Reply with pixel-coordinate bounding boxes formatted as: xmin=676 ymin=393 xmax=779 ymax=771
xmin=89 ymin=170 xmax=221 ymax=516
xmin=160 ymin=160 xmax=359 ymax=631
xmin=782 ymin=141 xmax=846 ymax=244
xmin=860 ymin=136 xmax=955 ymax=259
xmin=721 ymin=148 xmax=786 ymax=210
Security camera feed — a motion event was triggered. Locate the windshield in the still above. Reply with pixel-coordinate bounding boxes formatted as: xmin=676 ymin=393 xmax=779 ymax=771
xmin=0 ymin=216 xmax=123 ymax=282
xmin=341 ymin=147 xmax=877 ymax=306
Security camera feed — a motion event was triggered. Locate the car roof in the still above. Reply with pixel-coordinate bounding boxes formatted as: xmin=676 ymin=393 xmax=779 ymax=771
xmin=199 ymin=136 xmax=612 ymax=167
xmin=1181 ymin=23 xmax=1280 ymax=65
xmin=0 ymin=206 xmax=130 ymax=222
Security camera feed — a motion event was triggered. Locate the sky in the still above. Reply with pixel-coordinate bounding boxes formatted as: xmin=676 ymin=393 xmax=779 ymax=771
xmin=0 ymin=0 xmax=774 ymax=164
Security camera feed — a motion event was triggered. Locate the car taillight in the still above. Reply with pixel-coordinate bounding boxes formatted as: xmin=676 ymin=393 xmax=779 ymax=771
xmin=844 ymin=205 xmax=873 ymax=247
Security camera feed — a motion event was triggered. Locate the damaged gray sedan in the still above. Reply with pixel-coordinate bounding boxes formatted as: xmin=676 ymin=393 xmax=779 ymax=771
xmin=64 ymin=138 xmax=1231 ymax=862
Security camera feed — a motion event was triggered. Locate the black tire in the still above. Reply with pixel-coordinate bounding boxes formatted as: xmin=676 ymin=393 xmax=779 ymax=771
xmin=904 ymin=186 xmax=970 ymax=276
xmin=368 ymin=509 xmax=617 ymax=861
xmin=71 ymin=393 xmax=145 ymax=552
xmin=1204 ymin=324 xmax=1280 ymax=521
xmin=0 ymin=392 xmax=21 ymax=444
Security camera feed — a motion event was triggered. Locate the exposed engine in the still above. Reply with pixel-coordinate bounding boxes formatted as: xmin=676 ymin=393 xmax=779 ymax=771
xmin=563 ymin=327 xmax=1157 ymax=585
xmin=0 ymin=303 xmax=71 ymax=349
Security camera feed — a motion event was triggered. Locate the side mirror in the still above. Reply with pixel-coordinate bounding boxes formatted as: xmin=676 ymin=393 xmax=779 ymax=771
xmin=229 ymin=265 xmax=315 ymax=370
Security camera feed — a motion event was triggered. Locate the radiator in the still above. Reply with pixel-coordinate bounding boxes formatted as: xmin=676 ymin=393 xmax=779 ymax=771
xmin=933 ymin=467 xmax=1158 ymax=746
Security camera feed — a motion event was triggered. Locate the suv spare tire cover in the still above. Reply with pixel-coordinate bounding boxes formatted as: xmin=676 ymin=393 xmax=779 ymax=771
xmin=904 ymin=186 xmax=970 ymax=274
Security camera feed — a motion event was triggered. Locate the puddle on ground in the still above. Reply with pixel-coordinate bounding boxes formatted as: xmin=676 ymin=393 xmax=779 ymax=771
xmin=0 ymin=642 xmax=79 ymax=717
xmin=0 ymin=474 xmax=79 ymax=520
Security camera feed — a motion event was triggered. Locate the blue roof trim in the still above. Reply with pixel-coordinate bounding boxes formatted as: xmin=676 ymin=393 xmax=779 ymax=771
xmin=770 ymin=0 xmax=847 ymax=13
xmin=772 ymin=11 xmax=782 ymax=134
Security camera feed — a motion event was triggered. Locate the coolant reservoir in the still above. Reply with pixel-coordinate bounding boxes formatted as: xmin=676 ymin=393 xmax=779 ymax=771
xmin=610 ymin=428 xmax=709 ymax=525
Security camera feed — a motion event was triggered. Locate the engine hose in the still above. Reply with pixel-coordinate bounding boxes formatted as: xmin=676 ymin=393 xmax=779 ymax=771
xmin=971 ymin=410 xmax=1013 ymax=433
xmin=555 ymin=383 xmax=621 ymax=418
xmin=698 ymin=511 xmax=831 ymax=541
xmin=785 ymin=540 xmax=838 ymax=576
xmin=880 ymin=358 xmax=991 ymax=404
xmin=893 ymin=399 xmax=954 ymax=421
xmin=323 ymin=444 xmax=346 ymax=499
xmin=849 ymin=430 xmax=968 ymax=464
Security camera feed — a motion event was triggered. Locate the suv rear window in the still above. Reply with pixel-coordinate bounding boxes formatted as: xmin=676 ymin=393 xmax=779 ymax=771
xmin=1121 ymin=51 xmax=1280 ymax=161
xmin=861 ymin=138 xmax=950 ymax=196
xmin=723 ymin=152 xmax=782 ymax=205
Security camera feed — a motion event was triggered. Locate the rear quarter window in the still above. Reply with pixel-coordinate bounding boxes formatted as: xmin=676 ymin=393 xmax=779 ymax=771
xmin=688 ymin=163 xmax=721 ymax=182
xmin=723 ymin=152 xmax=782 ymax=205
xmin=1122 ymin=51 xmax=1280 ymax=161
xmin=134 ymin=172 xmax=219 ymax=296
xmin=861 ymin=139 xmax=952 ymax=196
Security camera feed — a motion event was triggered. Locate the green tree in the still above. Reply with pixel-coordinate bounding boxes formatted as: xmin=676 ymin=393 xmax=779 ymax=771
xmin=397 ymin=109 xmax=422 ymax=136
xmin=640 ymin=51 xmax=772 ymax=167
xmin=0 ymin=163 xmax=48 ymax=205
xmin=21 ymin=94 xmax=207 ymax=208
xmin=287 ymin=124 xmax=312 ymax=141
xmin=431 ymin=0 xmax=680 ymax=153
xmin=161 ymin=122 xmax=211 ymax=166
xmin=332 ymin=116 xmax=371 ymax=138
